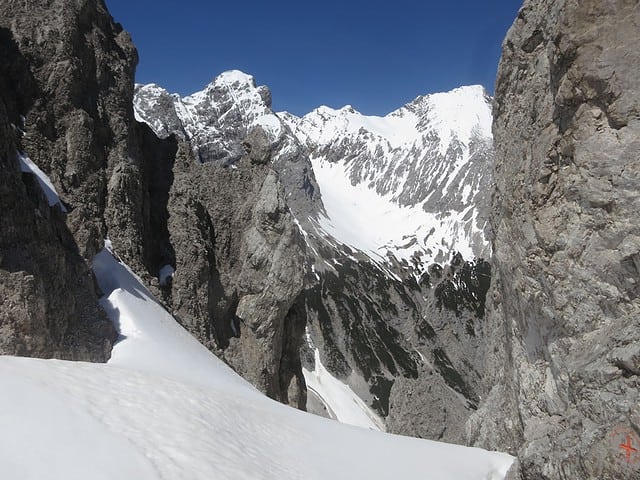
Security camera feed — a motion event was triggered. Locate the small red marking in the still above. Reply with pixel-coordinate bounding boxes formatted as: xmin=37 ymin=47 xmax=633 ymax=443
xmin=620 ymin=434 xmax=639 ymax=463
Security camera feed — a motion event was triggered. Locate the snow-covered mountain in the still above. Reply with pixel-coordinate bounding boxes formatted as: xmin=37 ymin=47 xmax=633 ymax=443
xmin=134 ymin=71 xmax=285 ymax=163
xmin=134 ymin=72 xmax=493 ymax=272
xmin=134 ymin=70 xmax=318 ymax=223
xmin=133 ymin=72 xmax=496 ymax=440
xmin=278 ymin=84 xmax=496 ymax=437
xmin=281 ymin=85 xmax=493 ymax=269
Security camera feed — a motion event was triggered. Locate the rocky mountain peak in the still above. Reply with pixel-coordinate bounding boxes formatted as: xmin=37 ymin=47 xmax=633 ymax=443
xmin=135 ymin=69 xmax=283 ymax=165
xmin=211 ymin=69 xmax=256 ymax=87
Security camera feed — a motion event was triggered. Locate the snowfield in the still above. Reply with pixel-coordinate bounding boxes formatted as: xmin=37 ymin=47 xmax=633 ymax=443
xmin=0 ymin=246 xmax=514 ymax=479
xmin=303 ymin=347 xmax=386 ymax=431
xmin=312 ymin=156 xmax=482 ymax=265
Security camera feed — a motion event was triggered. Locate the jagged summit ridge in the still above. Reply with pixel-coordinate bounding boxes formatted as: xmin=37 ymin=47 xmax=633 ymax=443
xmin=283 ymin=84 xmax=491 ymax=154
xmin=134 ymin=70 xmax=281 ymax=164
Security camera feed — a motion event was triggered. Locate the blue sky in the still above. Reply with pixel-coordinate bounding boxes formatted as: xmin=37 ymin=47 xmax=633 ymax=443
xmin=106 ymin=1 xmax=522 ymax=116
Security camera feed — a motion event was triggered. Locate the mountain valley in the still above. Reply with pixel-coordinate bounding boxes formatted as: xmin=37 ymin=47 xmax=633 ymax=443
xmin=1 ymin=1 xmax=638 ymax=479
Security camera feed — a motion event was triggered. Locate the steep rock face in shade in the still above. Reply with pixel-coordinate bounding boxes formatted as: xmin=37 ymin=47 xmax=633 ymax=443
xmin=0 ymin=0 xmax=137 ymax=260
xmin=1 ymin=2 xmax=309 ymax=406
xmin=0 ymin=73 xmax=115 ymax=361
xmin=467 ymin=1 xmax=640 ymax=478
xmin=0 ymin=0 xmax=135 ymax=360
xmin=0 ymin=0 xmax=179 ymax=281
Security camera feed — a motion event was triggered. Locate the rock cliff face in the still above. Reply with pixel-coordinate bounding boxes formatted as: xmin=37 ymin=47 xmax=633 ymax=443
xmin=166 ymin=135 xmax=307 ymax=408
xmin=0 ymin=0 xmax=135 ymax=360
xmin=0 ymin=0 xmax=142 ymax=262
xmin=468 ymin=1 xmax=640 ymax=478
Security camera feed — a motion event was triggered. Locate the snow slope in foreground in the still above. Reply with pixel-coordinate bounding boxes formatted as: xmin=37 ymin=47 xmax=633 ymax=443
xmin=0 ymin=247 xmax=513 ymax=480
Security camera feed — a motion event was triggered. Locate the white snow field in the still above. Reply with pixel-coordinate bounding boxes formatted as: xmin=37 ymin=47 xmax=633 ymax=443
xmin=311 ymin=156 xmax=482 ymax=265
xmin=0 ymin=245 xmax=514 ymax=480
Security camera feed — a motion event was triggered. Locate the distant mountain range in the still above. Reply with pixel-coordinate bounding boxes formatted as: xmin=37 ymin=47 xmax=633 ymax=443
xmin=135 ymin=71 xmax=493 ymax=271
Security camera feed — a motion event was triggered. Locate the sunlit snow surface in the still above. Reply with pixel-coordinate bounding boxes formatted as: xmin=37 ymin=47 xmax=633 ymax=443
xmin=313 ymin=158 xmax=480 ymax=264
xmin=0 ymin=246 xmax=513 ymax=479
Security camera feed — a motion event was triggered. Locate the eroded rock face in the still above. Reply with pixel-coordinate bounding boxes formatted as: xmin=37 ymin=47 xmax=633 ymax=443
xmin=0 ymin=0 xmax=181 ymax=362
xmin=0 ymin=104 xmax=115 ymax=361
xmin=0 ymin=1 xmax=132 ymax=360
xmin=468 ymin=1 xmax=640 ymax=478
xmin=1 ymin=1 xmax=308 ymax=407
xmin=167 ymin=135 xmax=307 ymax=408
xmin=0 ymin=0 xmax=141 ymax=260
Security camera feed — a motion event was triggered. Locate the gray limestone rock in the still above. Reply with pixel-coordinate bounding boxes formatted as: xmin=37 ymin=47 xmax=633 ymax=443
xmin=134 ymin=74 xmax=313 ymax=408
xmin=468 ymin=1 xmax=640 ymax=478
xmin=0 ymin=0 xmax=179 ymax=362
xmin=387 ymin=365 xmax=472 ymax=443
xmin=0 ymin=121 xmax=115 ymax=361
xmin=243 ymin=126 xmax=272 ymax=165
xmin=166 ymin=139 xmax=307 ymax=408
xmin=0 ymin=0 xmax=140 ymax=262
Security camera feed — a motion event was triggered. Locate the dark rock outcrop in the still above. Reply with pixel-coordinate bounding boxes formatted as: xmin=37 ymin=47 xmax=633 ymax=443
xmin=0 ymin=0 xmax=176 ymax=278
xmin=468 ymin=1 xmax=640 ymax=478
xmin=0 ymin=90 xmax=115 ymax=361
xmin=0 ymin=0 xmax=136 ymax=360
xmin=0 ymin=0 xmax=140 ymax=261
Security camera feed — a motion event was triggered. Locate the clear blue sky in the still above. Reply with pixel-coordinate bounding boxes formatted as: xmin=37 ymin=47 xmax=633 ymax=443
xmin=105 ymin=1 xmax=522 ymax=116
